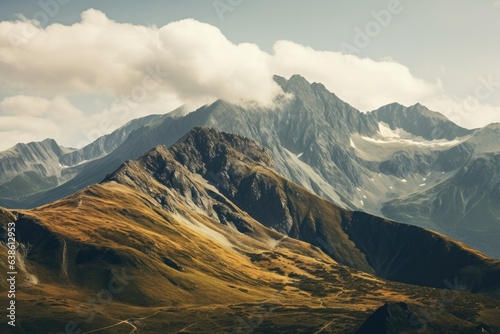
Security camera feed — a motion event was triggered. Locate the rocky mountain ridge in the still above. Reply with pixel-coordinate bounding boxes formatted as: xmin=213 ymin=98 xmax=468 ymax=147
xmin=2 ymin=127 xmax=499 ymax=333
xmin=1 ymin=75 xmax=499 ymax=259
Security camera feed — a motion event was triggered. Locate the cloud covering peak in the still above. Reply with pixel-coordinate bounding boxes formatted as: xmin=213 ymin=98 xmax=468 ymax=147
xmin=0 ymin=9 xmax=497 ymax=150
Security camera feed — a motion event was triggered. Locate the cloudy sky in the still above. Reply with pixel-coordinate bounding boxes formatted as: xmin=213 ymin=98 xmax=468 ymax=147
xmin=0 ymin=0 xmax=499 ymax=150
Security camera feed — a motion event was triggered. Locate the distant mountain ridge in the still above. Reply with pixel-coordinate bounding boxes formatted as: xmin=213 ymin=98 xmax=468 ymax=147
xmin=371 ymin=102 xmax=472 ymax=140
xmin=0 ymin=138 xmax=75 ymax=203
xmin=1 ymin=74 xmax=499 ymax=259
xmin=0 ymin=114 xmax=164 ymax=205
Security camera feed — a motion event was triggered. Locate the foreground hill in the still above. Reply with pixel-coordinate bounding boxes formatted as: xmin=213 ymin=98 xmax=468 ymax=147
xmin=1 ymin=127 xmax=499 ymax=333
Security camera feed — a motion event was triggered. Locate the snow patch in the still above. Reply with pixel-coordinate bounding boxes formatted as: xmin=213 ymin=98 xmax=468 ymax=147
xmin=349 ymin=139 xmax=356 ymax=149
xmin=378 ymin=122 xmax=406 ymax=139
xmin=358 ymin=122 xmax=469 ymax=147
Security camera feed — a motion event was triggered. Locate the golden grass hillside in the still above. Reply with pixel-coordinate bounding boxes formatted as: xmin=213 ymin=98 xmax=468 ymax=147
xmin=0 ymin=127 xmax=499 ymax=333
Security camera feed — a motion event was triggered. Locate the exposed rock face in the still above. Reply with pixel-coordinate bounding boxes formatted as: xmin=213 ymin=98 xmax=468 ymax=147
xmin=106 ymin=127 xmax=500 ymax=295
xmin=2 ymin=75 xmax=500 ymax=259
xmin=0 ymin=139 xmax=74 ymax=202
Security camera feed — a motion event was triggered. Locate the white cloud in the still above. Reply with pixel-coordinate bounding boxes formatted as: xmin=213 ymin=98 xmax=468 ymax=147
xmin=0 ymin=9 xmax=157 ymax=96
xmin=0 ymin=95 xmax=85 ymax=149
xmin=270 ymin=40 xmax=442 ymax=111
xmin=0 ymin=10 xmax=281 ymax=107
xmin=421 ymin=94 xmax=500 ymax=129
xmin=156 ymin=19 xmax=282 ymax=107
xmin=1 ymin=95 xmax=82 ymax=120
xmin=0 ymin=9 xmax=498 ymax=150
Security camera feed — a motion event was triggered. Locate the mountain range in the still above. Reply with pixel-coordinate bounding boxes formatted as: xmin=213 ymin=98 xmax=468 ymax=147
xmin=1 ymin=127 xmax=500 ymax=333
xmin=1 ymin=74 xmax=499 ymax=259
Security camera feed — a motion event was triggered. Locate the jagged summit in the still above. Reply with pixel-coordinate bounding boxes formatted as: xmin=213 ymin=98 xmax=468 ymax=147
xmin=2 ymin=75 xmax=500 ymax=259
xmin=273 ymin=74 xmax=346 ymax=105
xmin=4 ymin=138 xmax=64 ymax=155
xmin=171 ymin=126 xmax=274 ymax=169
xmin=371 ymin=101 xmax=471 ymax=140
xmin=107 ymin=127 xmax=273 ymax=180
